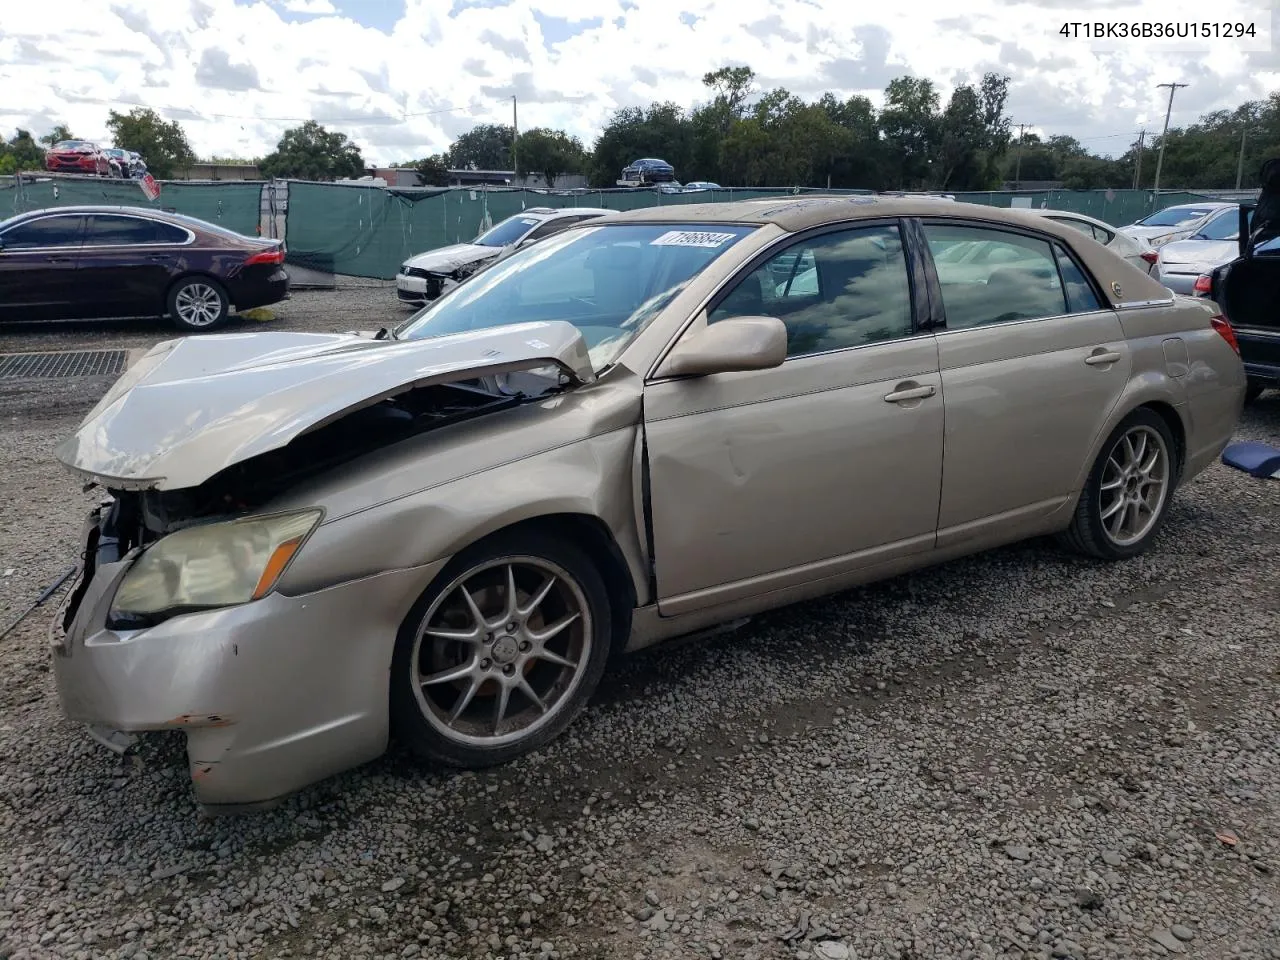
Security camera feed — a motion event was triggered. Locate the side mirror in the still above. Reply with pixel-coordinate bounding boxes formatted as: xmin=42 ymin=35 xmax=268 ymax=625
xmin=656 ymin=316 xmax=787 ymax=379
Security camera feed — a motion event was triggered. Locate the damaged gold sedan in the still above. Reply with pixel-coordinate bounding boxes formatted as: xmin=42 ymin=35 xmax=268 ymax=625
xmin=51 ymin=197 xmax=1246 ymax=813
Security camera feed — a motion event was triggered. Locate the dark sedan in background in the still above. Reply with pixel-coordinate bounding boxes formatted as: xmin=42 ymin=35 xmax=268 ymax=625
xmin=0 ymin=206 xmax=289 ymax=331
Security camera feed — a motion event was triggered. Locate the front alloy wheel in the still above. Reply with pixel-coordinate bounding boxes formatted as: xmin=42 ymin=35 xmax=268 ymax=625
xmin=391 ymin=533 xmax=612 ymax=768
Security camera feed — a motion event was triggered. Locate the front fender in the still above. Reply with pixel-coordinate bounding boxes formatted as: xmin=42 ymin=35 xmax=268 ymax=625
xmin=275 ymin=426 xmax=650 ymax=607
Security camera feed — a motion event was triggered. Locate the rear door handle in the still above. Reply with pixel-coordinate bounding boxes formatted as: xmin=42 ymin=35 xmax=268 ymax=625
xmin=884 ymin=384 xmax=936 ymax=403
xmin=45 ymin=256 xmax=74 ymax=264
xmin=148 ymin=254 xmax=174 ymax=261
xmin=1085 ymin=350 xmax=1122 ymax=366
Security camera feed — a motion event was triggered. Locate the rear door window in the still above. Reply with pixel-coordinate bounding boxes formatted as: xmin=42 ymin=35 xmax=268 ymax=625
xmin=924 ymin=224 xmax=1067 ymax=328
xmin=83 ymin=215 xmax=166 ymax=246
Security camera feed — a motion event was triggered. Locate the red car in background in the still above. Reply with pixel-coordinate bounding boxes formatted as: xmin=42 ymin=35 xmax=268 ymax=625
xmin=44 ymin=140 xmax=110 ymax=176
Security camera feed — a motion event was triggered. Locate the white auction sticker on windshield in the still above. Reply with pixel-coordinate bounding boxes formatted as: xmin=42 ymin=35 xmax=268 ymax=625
xmin=650 ymin=230 xmax=737 ymax=248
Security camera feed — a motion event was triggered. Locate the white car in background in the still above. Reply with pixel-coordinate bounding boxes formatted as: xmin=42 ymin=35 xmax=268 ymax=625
xmin=1155 ymin=205 xmax=1248 ymax=295
xmin=396 ymin=207 xmax=613 ymax=305
xmin=1117 ymin=201 xmax=1236 ymax=252
xmin=1024 ymin=208 xmax=1157 ymax=276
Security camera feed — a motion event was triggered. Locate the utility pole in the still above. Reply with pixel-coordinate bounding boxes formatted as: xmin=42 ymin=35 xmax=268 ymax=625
xmin=1151 ymin=82 xmax=1187 ymax=197
xmin=1013 ymin=123 xmax=1028 ymax=191
xmin=1133 ymin=129 xmax=1145 ymax=189
xmin=510 ymin=95 xmax=519 ymax=185
xmin=1235 ymin=124 xmax=1248 ymax=190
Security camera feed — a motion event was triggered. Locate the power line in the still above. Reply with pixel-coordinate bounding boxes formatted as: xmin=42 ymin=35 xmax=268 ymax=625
xmin=42 ymin=87 xmax=485 ymax=124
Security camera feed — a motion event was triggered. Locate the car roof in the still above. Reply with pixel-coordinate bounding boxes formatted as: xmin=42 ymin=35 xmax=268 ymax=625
xmin=605 ymin=194 xmax=1071 ymax=232
xmin=1027 ymin=208 xmax=1112 ymax=228
xmin=603 ymin=194 xmax=1172 ymax=307
xmin=0 ymin=205 xmax=223 ymax=233
xmin=519 ymin=207 xmax=613 ymax=219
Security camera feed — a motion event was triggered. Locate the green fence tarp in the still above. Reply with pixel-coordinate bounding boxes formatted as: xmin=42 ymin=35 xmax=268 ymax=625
xmin=283 ymin=182 xmax=1252 ymax=281
xmin=949 ymin=189 xmax=1220 ymax=229
xmin=1 ymin=175 xmax=264 ymax=236
xmin=283 ymin=183 xmax=854 ymax=280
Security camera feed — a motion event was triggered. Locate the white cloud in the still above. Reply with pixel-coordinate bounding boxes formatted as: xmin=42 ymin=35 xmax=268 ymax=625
xmin=0 ymin=0 xmax=1273 ymax=166
xmin=280 ymin=0 xmax=337 ymax=13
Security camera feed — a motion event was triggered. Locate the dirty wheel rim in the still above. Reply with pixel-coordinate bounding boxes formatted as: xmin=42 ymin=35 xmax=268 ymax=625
xmin=174 ymin=283 xmax=223 ymax=327
xmin=1099 ymin=424 xmax=1170 ymax=547
xmin=411 ymin=556 xmax=592 ymax=748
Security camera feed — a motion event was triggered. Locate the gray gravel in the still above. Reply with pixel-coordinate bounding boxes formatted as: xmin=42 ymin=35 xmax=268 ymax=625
xmin=1 ymin=291 xmax=1278 ymax=960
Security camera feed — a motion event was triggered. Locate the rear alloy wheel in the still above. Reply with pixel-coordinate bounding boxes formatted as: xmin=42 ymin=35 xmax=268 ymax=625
xmin=1061 ymin=408 xmax=1177 ymax=560
xmin=167 ymin=277 xmax=230 ymax=332
xmin=391 ymin=533 xmax=612 ymax=768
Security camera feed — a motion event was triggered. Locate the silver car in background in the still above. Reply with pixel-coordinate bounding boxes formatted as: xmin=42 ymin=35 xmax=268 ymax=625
xmin=1118 ymin=201 xmax=1236 ymax=251
xmin=1026 ymin=208 xmax=1157 ymax=276
xmin=1156 ymin=205 xmax=1246 ymax=295
xmin=50 ymin=197 xmax=1246 ymax=814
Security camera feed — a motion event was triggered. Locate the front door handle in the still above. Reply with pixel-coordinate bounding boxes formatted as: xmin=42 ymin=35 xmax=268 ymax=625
xmin=148 ymin=254 xmax=173 ymax=261
xmin=884 ymin=383 xmax=936 ymax=403
xmin=1085 ymin=350 xmax=1122 ymax=366
xmin=45 ymin=256 xmax=74 ymax=264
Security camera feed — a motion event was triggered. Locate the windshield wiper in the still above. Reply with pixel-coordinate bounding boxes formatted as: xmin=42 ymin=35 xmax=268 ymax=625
xmin=374 ymin=326 xmax=397 ymax=341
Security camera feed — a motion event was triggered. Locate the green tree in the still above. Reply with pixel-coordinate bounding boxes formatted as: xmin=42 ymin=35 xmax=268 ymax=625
xmin=105 ymin=108 xmax=195 ymax=179
xmin=515 ymin=128 xmax=586 ymax=186
xmin=412 ymin=153 xmax=452 ymax=186
xmin=39 ymin=124 xmax=75 ymax=147
xmin=258 ymin=120 xmax=364 ymax=181
xmin=688 ymin=66 xmax=757 ymax=183
xmin=933 ymin=74 xmax=1010 ymax=189
xmin=589 ymin=102 xmax=694 ymax=187
xmin=879 ymin=77 xmax=941 ymax=189
xmin=0 ymin=129 xmax=46 ymax=174
xmin=447 ymin=123 xmax=514 ymax=171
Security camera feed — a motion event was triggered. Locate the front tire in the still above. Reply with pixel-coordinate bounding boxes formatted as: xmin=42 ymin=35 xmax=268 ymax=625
xmin=390 ymin=531 xmax=613 ymax=769
xmin=1061 ymin=408 xmax=1177 ymax=561
xmin=167 ymin=277 xmax=230 ymax=332
xmin=1245 ymin=381 xmax=1265 ymax=405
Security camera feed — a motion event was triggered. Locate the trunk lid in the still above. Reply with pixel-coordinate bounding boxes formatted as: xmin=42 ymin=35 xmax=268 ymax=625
xmin=55 ymin=321 xmax=595 ymax=491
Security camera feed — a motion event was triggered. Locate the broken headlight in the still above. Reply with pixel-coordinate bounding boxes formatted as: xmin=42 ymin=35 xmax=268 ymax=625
xmin=109 ymin=509 xmax=323 ymax=623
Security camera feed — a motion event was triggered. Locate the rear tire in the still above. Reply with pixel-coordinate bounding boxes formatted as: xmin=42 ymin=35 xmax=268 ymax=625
xmin=167 ymin=277 xmax=230 ymax=332
xmin=1245 ymin=382 xmax=1265 ymax=405
xmin=390 ymin=531 xmax=613 ymax=769
xmin=1060 ymin=408 xmax=1177 ymax=561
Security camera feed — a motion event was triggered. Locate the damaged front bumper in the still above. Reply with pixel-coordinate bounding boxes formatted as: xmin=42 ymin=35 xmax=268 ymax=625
xmin=395 ymin=271 xmax=456 ymax=303
xmin=51 ymin=507 xmax=446 ymax=813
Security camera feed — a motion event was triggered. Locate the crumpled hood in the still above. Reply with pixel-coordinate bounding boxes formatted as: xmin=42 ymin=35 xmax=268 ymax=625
xmin=55 ymin=321 xmax=595 ymax=491
xmin=1157 ymin=238 xmax=1238 ymax=269
xmin=403 ymin=243 xmax=498 ymax=273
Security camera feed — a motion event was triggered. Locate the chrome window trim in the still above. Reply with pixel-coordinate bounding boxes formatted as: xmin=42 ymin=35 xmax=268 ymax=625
xmin=0 ymin=211 xmax=196 ymax=250
xmin=1115 ymin=297 xmax=1176 ymax=310
xmin=0 ymin=212 xmax=87 ymax=249
xmin=643 ymin=331 xmax=937 ymax=387
xmin=931 ymin=307 xmax=1116 ymax=337
xmin=81 ymin=213 xmax=197 ymax=248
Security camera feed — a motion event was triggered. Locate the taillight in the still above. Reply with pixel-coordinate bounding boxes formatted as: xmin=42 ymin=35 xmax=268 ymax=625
xmin=1140 ymin=251 xmax=1158 ymax=264
xmin=1211 ymin=315 xmax=1240 ymax=355
xmin=1193 ymin=274 xmax=1213 ymax=295
xmin=243 ymin=246 xmax=284 ymax=266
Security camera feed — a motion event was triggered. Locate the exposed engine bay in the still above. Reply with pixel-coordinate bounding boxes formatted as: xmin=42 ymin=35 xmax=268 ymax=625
xmin=63 ymin=375 xmax=562 ymax=631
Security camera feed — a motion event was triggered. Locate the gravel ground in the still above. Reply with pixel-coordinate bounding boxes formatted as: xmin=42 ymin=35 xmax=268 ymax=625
xmin=0 ymin=292 xmax=1277 ymax=960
